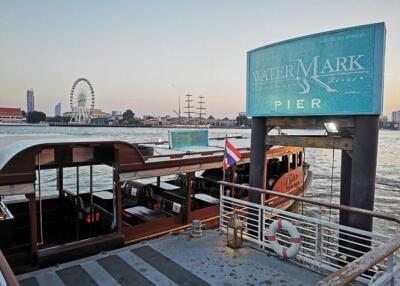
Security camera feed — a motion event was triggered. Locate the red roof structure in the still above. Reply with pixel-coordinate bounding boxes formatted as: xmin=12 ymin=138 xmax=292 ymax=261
xmin=0 ymin=107 xmax=23 ymax=117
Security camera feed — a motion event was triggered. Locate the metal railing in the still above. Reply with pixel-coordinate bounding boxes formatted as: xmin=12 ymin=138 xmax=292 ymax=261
xmin=219 ymin=181 xmax=400 ymax=285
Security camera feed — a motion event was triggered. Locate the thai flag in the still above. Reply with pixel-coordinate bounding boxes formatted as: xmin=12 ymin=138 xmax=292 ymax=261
xmin=223 ymin=139 xmax=241 ymax=170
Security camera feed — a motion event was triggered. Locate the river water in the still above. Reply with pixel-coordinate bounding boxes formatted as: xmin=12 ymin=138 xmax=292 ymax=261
xmin=1 ymin=125 xmax=399 ymax=235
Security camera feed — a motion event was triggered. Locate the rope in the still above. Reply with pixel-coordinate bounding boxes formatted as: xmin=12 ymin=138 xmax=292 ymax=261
xmin=328 ymin=148 xmax=335 ymax=222
xmin=301 ymin=148 xmax=305 ymax=217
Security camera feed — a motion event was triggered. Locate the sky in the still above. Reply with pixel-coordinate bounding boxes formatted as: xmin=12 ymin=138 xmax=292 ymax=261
xmin=0 ymin=0 xmax=399 ymax=118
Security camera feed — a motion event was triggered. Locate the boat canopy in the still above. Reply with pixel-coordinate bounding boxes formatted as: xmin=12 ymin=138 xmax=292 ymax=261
xmin=0 ymin=136 xmax=145 ymax=189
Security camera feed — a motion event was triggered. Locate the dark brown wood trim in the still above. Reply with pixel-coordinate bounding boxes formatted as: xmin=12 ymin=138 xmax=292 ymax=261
xmin=186 ymin=172 xmax=194 ymax=224
xmin=116 ymin=181 xmax=122 ymax=234
xmin=0 ymin=250 xmax=19 ymax=286
xmin=25 ymin=193 xmax=38 ymax=258
xmin=122 ymin=216 xmax=182 ymax=241
xmin=265 ymin=135 xmax=353 ymax=150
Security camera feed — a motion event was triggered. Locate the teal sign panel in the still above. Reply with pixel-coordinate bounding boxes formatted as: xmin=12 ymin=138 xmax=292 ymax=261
xmin=247 ymin=23 xmax=385 ymax=117
xmin=169 ymin=130 xmax=209 ymax=149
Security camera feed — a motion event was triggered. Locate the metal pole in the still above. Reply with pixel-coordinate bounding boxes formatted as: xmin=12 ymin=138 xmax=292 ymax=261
xmin=249 ymin=117 xmax=267 ymax=203
xmin=249 ymin=117 xmax=267 ymax=239
xmin=347 ymin=116 xmax=379 ymax=254
xmin=348 ymin=116 xmax=379 ymax=231
xmin=222 ymin=135 xmax=227 ymax=182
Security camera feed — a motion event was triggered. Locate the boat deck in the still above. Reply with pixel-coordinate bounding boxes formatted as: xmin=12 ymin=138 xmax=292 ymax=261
xmin=17 ymin=230 xmax=324 ymax=286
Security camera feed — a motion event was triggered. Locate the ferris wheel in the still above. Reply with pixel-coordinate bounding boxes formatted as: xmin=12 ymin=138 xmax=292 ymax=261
xmin=69 ymin=78 xmax=95 ymax=123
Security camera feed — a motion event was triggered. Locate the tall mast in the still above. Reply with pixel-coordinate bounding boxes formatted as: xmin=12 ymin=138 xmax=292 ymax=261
xmin=197 ymin=95 xmax=206 ymax=125
xmin=184 ymin=93 xmax=194 ymax=124
xmin=178 ymin=96 xmax=181 ymax=124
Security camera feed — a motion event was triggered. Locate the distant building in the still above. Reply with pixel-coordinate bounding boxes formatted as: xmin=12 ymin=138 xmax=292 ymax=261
xmin=379 ymin=116 xmax=390 ymax=129
xmin=90 ymin=109 xmax=111 ymax=119
xmin=90 ymin=117 xmax=110 ymax=125
xmin=111 ymin=111 xmax=122 ymax=118
xmin=392 ymin=111 xmax=400 ymax=123
xmin=0 ymin=107 xmax=24 ymax=123
xmin=26 ymin=89 xmax=35 ymax=113
xmin=62 ymin=111 xmax=73 ymax=118
xmin=55 ymin=102 xmax=62 ymax=117
xmin=141 ymin=118 xmax=162 ymax=126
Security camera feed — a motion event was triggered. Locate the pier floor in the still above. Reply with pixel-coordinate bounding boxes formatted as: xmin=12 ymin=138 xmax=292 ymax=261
xmin=18 ymin=230 xmax=324 ymax=286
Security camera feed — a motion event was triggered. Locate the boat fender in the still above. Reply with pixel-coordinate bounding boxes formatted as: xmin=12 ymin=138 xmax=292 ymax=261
xmin=267 ymin=219 xmax=301 ymax=258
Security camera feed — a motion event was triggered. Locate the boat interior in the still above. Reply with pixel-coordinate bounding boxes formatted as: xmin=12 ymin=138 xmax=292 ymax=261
xmin=0 ymin=136 xmax=308 ymax=273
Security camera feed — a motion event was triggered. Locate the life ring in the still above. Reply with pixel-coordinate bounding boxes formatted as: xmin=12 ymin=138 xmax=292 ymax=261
xmin=267 ymin=219 xmax=301 ymax=258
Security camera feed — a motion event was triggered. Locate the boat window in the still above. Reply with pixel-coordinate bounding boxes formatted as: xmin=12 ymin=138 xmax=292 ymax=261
xmin=62 ymin=165 xmax=113 ymax=195
xmin=267 ymin=157 xmax=290 ymax=188
xmin=298 ymin=152 xmax=303 ymax=167
xmin=290 ymin=153 xmax=297 ymax=170
xmin=281 ymin=155 xmax=290 ymax=173
xmin=36 ymin=169 xmax=58 ymax=198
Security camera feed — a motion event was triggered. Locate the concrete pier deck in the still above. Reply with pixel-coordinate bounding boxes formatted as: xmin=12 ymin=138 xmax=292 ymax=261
xmin=17 ymin=231 xmax=324 ymax=286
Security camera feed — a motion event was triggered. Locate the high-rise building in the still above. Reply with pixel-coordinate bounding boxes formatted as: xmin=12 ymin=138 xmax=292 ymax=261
xmin=26 ymin=89 xmax=34 ymax=113
xmin=392 ymin=111 xmax=400 ymax=123
xmin=55 ymin=102 xmax=62 ymax=117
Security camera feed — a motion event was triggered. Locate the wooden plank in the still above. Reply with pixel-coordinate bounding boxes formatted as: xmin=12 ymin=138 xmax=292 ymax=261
xmin=265 ymin=135 xmax=352 ymax=150
xmin=0 ymin=183 xmax=34 ymax=196
xmin=0 ymin=250 xmax=19 ymax=286
xmin=315 ymin=234 xmax=400 ymax=286
xmin=186 ymin=172 xmax=194 ymax=224
xmin=26 ymin=193 xmax=38 ymax=258
xmin=265 ymin=116 xmax=355 ymax=129
xmin=116 ymin=182 xmax=122 ymax=234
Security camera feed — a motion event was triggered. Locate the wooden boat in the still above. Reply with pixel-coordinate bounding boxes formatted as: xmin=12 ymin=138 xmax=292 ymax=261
xmin=0 ymin=136 xmax=311 ymax=273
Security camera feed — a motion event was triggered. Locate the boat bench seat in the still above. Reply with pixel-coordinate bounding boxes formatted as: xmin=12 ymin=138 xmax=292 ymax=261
xmin=162 ymin=191 xmax=187 ymax=206
xmin=122 ymin=181 xmax=153 ymax=209
xmin=123 ymin=199 xmax=184 ymax=222
xmin=123 ymin=206 xmax=166 ymax=222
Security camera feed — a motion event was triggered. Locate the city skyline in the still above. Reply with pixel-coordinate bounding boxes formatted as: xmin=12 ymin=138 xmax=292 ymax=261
xmin=1 ymin=1 xmax=400 ymax=118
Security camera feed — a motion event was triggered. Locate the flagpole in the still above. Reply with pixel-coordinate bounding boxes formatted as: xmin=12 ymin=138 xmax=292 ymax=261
xmin=222 ymin=134 xmax=227 ymax=182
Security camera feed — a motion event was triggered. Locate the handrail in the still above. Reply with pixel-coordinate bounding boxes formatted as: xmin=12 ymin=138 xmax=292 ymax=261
xmin=0 ymin=250 xmax=19 ymax=286
xmin=218 ymin=181 xmax=400 ymax=224
xmin=314 ymin=233 xmax=400 ymax=286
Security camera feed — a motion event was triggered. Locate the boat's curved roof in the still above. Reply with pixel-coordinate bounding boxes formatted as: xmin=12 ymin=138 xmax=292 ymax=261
xmin=0 ymin=135 xmax=145 ymax=174
xmin=1 ymin=137 xmax=97 ymax=169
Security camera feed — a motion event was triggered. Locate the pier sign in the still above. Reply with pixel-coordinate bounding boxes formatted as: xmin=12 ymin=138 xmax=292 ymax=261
xmin=169 ymin=130 xmax=209 ymax=149
xmin=247 ymin=23 xmax=385 ymax=117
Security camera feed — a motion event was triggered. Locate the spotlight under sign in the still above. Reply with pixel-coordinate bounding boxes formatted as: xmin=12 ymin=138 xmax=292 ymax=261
xmin=246 ymin=23 xmax=385 ymax=117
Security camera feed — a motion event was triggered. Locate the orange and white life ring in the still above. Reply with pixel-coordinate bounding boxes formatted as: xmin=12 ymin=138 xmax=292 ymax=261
xmin=267 ymin=219 xmax=301 ymax=258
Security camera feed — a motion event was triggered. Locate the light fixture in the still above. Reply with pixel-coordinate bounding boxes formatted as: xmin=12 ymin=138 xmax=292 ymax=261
xmin=323 ymin=122 xmax=339 ymax=134
xmin=226 ymin=210 xmax=244 ymax=249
